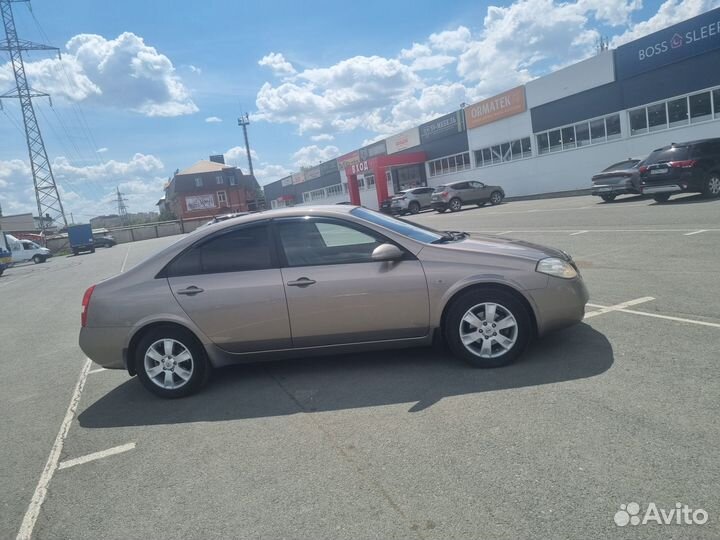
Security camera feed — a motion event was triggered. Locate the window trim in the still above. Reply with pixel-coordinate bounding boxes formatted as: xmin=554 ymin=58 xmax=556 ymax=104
xmin=427 ymin=151 xmax=471 ymax=177
xmin=270 ymin=216 xmax=413 ymax=269
xmin=217 ymin=190 xmax=227 ymax=204
xmin=535 ymin=112 xmax=621 ymax=155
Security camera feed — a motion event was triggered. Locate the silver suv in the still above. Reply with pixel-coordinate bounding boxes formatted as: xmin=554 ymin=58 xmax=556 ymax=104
xmin=431 ymin=180 xmax=505 ymax=212
xmin=390 ymin=187 xmax=435 ymax=214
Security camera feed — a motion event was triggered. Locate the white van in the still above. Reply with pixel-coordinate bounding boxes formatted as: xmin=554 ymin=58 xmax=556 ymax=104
xmin=6 ymin=234 xmax=51 ymax=264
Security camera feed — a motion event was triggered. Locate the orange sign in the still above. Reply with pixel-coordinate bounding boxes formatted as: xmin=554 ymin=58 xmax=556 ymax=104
xmin=464 ymin=86 xmax=527 ymax=129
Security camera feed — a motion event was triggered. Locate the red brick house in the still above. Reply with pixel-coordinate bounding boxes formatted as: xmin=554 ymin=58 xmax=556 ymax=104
xmin=160 ymin=156 xmax=261 ymax=219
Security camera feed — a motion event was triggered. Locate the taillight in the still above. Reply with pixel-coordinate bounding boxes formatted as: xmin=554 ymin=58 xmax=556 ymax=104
xmin=441 ymin=191 xmax=449 ymax=200
xmin=81 ymin=285 xmax=96 ymax=327
xmin=639 ymin=166 xmax=648 ymax=174
xmin=669 ymin=160 xmax=697 ymax=168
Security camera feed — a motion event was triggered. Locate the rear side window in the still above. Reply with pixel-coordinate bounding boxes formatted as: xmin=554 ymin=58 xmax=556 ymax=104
xmin=644 ymin=146 xmax=689 ymax=165
xmin=602 ymin=159 xmax=641 ymax=172
xmin=166 ymin=224 xmax=272 ymax=276
xmin=691 ymin=141 xmax=720 ymax=158
xmin=434 ymin=185 xmax=446 ymax=192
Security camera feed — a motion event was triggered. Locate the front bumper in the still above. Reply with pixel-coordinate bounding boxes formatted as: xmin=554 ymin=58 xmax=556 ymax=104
xmin=527 ymin=276 xmax=589 ymax=336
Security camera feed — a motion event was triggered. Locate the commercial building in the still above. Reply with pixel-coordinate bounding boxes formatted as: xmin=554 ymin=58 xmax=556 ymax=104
xmin=160 ymin=155 xmax=262 ymax=219
xmin=264 ymin=8 xmax=720 ymax=210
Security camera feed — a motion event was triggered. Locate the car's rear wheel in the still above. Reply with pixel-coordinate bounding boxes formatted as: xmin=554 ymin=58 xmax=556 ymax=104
xmin=32 ymin=255 xmax=43 ymax=264
xmin=490 ymin=191 xmax=503 ymax=205
xmin=601 ymin=194 xmax=616 ymax=202
xmin=409 ymin=201 xmax=420 ymax=214
xmin=702 ymin=173 xmax=720 ymax=198
xmin=449 ymin=198 xmax=462 ymax=212
xmin=135 ymin=326 xmax=208 ymax=398
xmin=653 ymin=193 xmax=671 ymax=203
xmin=435 ymin=207 xmax=447 ymax=213
xmin=444 ymin=288 xmax=531 ymax=368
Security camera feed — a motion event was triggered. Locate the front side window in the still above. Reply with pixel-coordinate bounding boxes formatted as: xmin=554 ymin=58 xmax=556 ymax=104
xmin=166 ymin=224 xmax=272 ymax=277
xmin=351 ymin=207 xmax=444 ymax=244
xmin=276 ymin=219 xmax=384 ymax=267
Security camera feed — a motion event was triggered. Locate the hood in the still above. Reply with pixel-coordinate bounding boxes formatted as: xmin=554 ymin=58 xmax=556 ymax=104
xmin=432 ymin=234 xmax=570 ymax=262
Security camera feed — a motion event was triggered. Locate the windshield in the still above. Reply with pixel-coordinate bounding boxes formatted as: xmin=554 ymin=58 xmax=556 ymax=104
xmin=351 ymin=207 xmax=444 ymax=243
xmin=645 ymin=146 xmax=690 ymax=164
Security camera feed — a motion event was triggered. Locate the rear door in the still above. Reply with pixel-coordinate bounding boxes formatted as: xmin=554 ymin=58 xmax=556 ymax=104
xmin=468 ymin=181 xmax=489 ymax=201
xmin=416 ymin=187 xmax=434 ymax=207
xmin=274 ymin=217 xmax=430 ymax=347
xmin=166 ymin=222 xmax=292 ymax=352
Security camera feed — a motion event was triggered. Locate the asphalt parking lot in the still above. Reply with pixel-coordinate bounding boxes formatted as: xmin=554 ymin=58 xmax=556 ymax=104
xmin=2 ymin=193 xmax=719 ymax=540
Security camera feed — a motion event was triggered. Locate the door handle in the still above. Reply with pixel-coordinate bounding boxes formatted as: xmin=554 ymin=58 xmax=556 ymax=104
xmin=177 ymin=286 xmax=204 ymax=296
xmin=286 ymin=277 xmax=316 ymax=287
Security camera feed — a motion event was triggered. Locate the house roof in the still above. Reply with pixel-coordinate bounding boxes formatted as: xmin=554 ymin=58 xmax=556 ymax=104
xmin=177 ymin=160 xmax=234 ymax=176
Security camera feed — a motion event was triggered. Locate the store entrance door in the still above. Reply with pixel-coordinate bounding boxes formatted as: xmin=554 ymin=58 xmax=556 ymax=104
xmin=394 ymin=164 xmax=426 ymax=192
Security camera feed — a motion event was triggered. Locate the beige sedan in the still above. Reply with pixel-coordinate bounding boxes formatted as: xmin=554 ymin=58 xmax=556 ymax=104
xmin=80 ymin=206 xmax=588 ymax=398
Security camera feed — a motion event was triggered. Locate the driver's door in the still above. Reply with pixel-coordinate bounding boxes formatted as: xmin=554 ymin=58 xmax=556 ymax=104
xmin=274 ymin=217 xmax=430 ymax=347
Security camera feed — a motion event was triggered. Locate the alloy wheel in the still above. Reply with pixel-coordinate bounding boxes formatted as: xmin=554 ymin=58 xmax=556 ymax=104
xmin=709 ymin=175 xmax=720 ymax=196
xmin=459 ymin=302 xmax=518 ymax=358
xmin=491 ymin=192 xmax=502 ymax=204
xmin=450 ymin=198 xmax=462 ymax=211
xmin=144 ymin=338 xmax=194 ymax=390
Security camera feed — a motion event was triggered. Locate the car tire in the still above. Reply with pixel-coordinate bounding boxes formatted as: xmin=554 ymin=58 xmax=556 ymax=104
xmin=449 ymin=198 xmax=462 ymax=212
xmin=489 ymin=191 xmax=503 ymax=205
xmin=90 ymin=247 xmax=95 ymax=253
xmin=32 ymin=255 xmax=42 ymax=264
xmin=444 ymin=288 xmax=531 ymax=368
xmin=135 ymin=326 xmax=209 ymax=398
xmin=436 ymin=207 xmax=447 ymax=213
xmin=601 ymin=194 xmax=616 ymax=202
xmin=409 ymin=201 xmax=421 ymax=214
xmin=476 ymin=202 xmax=486 ymax=207
xmin=653 ymin=193 xmax=671 ymax=203
xmin=702 ymin=172 xmax=720 ymax=198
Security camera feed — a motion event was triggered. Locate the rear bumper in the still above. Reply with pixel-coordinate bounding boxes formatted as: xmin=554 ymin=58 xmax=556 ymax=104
xmin=591 ymin=181 xmax=639 ymax=196
xmin=79 ymin=326 xmax=129 ymax=369
xmin=641 ymin=184 xmax=683 ymax=194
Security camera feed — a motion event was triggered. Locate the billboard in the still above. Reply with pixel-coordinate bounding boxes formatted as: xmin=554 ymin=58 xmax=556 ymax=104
xmin=185 ymin=194 xmax=216 ymax=212
xmin=319 ymin=158 xmax=339 ymax=176
xmin=337 ymin=150 xmax=360 ymax=170
xmin=359 ymin=140 xmax=386 ymax=161
xmin=614 ymin=7 xmax=720 ymax=80
xmin=281 ymin=176 xmax=292 ymax=187
xmin=419 ymin=110 xmax=465 ymax=143
xmin=303 ymin=166 xmax=321 ymax=181
xmin=465 ymin=86 xmax=527 ymax=129
xmin=386 ymin=127 xmax=420 ymax=154
xmin=292 ymin=171 xmax=305 ymax=185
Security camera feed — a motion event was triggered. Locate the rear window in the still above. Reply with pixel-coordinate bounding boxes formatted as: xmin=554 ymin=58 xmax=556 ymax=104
xmin=601 ymin=159 xmax=641 ymax=172
xmin=645 ymin=146 xmax=690 ymax=165
xmin=433 ymin=185 xmax=446 ymax=192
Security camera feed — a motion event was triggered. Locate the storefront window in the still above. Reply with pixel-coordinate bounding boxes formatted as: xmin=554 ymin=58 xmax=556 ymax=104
xmin=548 ymin=130 xmax=562 ymax=152
xmin=667 ymin=97 xmax=688 ymax=127
xmin=714 ymin=89 xmax=720 ymax=118
xmin=689 ymin=92 xmax=712 ymax=123
xmin=574 ymin=122 xmax=590 ymax=146
xmin=491 ymin=145 xmax=501 ymax=163
xmin=521 ymin=137 xmax=532 ymax=157
xmin=606 ymin=114 xmax=621 ymax=140
xmin=510 ymin=139 xmax=521 ymax=160
xmin=500 ymin=142 xmax=510 ymax=161
xmin=647 ymin=103 xmax=667 ymax=131
xmin=628 ymin=108 xmax=646 ymax=135
xmin=590 ymin=118 xmax=605 ymax=142
xmin=482 ymin=148 xmax=491 ymax=164
xmin=537 ymin=133 xmax=549 ymax=155
xmin=561 ymin=126 xmax=576 ymax=149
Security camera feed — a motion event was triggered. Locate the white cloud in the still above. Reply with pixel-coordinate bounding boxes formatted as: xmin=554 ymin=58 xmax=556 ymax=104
xmin=258 ymin=52 xmax=297 ymax=76
xmin=310 ymin=133 xmax=334 ymax=142
xmin=205 ymin=116 xmax=223 ymax=123
xmin=292 ymin=145 xmax=340 ymax=168
xmin=254 ymin=163 xmax=294 ymax=185
xmin=611 ymin=0 xmax=720 ymax=46
xmin=0 ymin=32 xmax=197 ymax=117
xmin=96 ymin=147 xmax=109 ymax=153
xmin=52 ymin=153 xmax=164 ymax=182
xmin=428 ymin=26 xmax=472 ymax=52
xmin=188 ymin=65 xmax=202 ymax=74
xmin=225 ymin=145 xmax=259 ymax=164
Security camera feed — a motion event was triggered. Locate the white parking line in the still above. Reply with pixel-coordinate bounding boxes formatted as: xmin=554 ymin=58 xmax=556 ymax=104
xmin=58 ymin=442 xmax=136 ymax=471
xmin=584 ymin=297 xmax=655 ymax=319
xmin=120 ymin=245 xmax=131 ymax=273
xmin=684 ymin=229 xmax=708 ymax=236
xmin=16 ymin=358 xmax=92 ymax=540
xmin=570 ymin=230 xmax=588 ymax=236
xmin=495 ymin=230 xmax=513 ymax=235
xmin=88 ymin=367 xmax=107 ymax=375
xmin=587 ymin=302 xmax=720 ymax=328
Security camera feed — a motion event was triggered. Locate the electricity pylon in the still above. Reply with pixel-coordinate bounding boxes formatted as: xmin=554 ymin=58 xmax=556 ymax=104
xmin=0 ymin=0 xmax=67 ymax=232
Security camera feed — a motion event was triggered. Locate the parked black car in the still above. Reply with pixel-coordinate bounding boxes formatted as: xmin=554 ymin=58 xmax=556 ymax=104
xmin=93 ymin=235 xmax=116 ymax=248
xmin=591 ymin=158 xmax=644 ymax=202
xmin=639 ymin=138 xmax=720 ymax=202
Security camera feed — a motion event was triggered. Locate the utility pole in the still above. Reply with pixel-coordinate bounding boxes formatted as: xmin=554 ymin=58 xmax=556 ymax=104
xmin=0 ymin=0 xmax=68 ymax=234
xmin=116 ymin=186 xmax=129 ymax=225
xmin=237 ymin=112 xmax=254 ymax=176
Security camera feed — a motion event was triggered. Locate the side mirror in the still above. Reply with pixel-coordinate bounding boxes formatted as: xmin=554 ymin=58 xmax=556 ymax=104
xmin=371 ymin=243 xmax=404 ymax=262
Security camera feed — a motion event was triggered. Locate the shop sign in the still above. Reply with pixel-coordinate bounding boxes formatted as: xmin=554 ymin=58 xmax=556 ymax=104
xmin=185 ymin=194 xmax=216 ymax=212
xmin=338 ymin=150 xmax=360 ymax=170
xmin=615 ymin=7 xmax=720 ymax=80
xmin=319 ymin=158 xmax=339 ymax=176
xmin=303 ymin=166 xmax=321 ymax=181
xmin=281 ymin=176 xmax=292 ymax=187
xmin=465 ymin=86 xmax=526 ymax=129
xmin=350 ymin=161 xmax=370 ymax=175
xmin=292 ymin=171 xmax=305 ymax=185
xmin=387 ymin=127 xmax=420 ymax=154
xmin=419 ymin=111 xmax=464 ymax=143
xmin=359 ymin=140 xmax=386 ymax=161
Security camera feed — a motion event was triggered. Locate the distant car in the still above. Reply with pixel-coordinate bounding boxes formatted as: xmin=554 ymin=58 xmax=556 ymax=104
xmin=6 ymin=234 xmax=51 ymax=264
xmin=431 ymin=180 xmax=505 ymax=212
xmin=79 ymin=205 xmax=588 ymax=398
xmin=591 ymin=158 xmax=644 ymax=202
xmin=0 ymin=232 xmax=11 ymax=276
xmin=93 ymin=235 xmax=117 ymax=248
xmin=639 ymin=138 xmax=720 ymax=202
xmin=385 ymin=187 xmax=435 ymax=215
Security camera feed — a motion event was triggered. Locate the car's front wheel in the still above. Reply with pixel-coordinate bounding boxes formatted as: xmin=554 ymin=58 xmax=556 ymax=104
xmin=601 ymin=194 xmax=616 ymax=202
xmin=409 ymin=201 xmax=421 ymax=214
xmin=135 ymin=326 xmax=208 ymax=398
xmin=32 ymin=255 xmax=43 ymax=264
xmin=653 ymin=193 xmax=671 ymax=203
xmin=445 ymin=288 xmax=531 ymax=368
xmin=489 ymin=191 xmax=503 ymax=205
xmin=449 ymin=198 xmax=462 ymax=212
xmin=702 ymin=173 xmax=720 ymax=198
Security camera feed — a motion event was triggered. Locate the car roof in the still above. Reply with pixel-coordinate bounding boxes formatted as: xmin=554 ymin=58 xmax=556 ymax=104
xmin=205 ymin=205 xmax=358 ymax=231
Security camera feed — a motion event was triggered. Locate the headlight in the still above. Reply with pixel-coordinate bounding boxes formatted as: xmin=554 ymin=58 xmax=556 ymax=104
xmin=536 ymin=257 xmax=577 ymax=279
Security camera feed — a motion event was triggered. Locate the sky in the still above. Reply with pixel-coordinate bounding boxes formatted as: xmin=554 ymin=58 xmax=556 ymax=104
xmin=1 ymin=0 xmax=718 ymax=222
